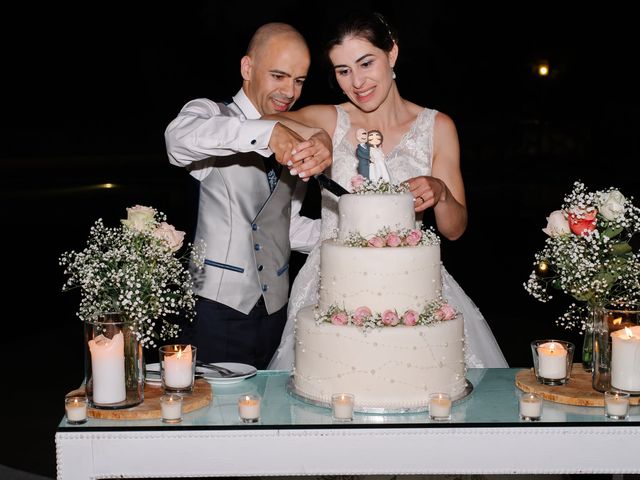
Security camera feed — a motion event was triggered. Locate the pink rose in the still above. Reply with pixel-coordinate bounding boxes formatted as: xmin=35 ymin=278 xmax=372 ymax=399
xmin=568 ymin=209 xmax=598 ymax=236
xmin=381 ymin=309 xmax=400 ymax=326
xmin=350 ymin=174 xmax=365 ymax=190
xmin=368 ymin=236 xmax=385 ymax=248
xmin=386 ymin=232 xmax=402 ymax=247
xmin=435 ymin=304 xmax=457 ymax=321
xmin=153 ymin=222 xmax=186 ymax=252
xmin=331 ymin=312 xmax=349 ymax=326
xmin=352 ymin=306 xmax=372 ymax=326
xmin=404 ymin=229 xmax=423 ymax=246
xmin=402 ymin=309 xmax=419 ymax=326
xmin=121 ymin=205 xmax=156 ymax=232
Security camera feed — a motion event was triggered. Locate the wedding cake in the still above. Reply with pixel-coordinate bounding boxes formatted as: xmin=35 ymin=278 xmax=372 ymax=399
xmin=292 ymin=184 xmax=467 ymax=411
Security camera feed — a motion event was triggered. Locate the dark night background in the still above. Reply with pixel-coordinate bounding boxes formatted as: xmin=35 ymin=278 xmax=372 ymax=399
xmin=1 ymin=2 xmax=638 ymax=478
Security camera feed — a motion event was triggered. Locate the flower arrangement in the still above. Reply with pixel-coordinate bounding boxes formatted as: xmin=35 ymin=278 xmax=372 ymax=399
xmin=59 ymin=205 xmax=204 ymax=348
xmin=524 ymin=181 xmax=640 ymax=331
xmin=344 ymin=226 xmax=440 ymax=248
xmin=317 ymin=299 xmax=457 ymax=330
xmin=350 ymin=175 xmax=409 ymax=194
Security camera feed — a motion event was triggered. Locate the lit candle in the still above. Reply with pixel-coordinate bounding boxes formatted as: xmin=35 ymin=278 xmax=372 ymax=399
xmin=611 ymin=326 xmax=640 ymax=392
xmin=604 ymin=390 xmax=630 ymax=419
xmin=537 ymin=341 xmax=568 ymax=380
xmin=429 ymin=393 xmax=452 ymax=420
xmin=162 ymin=345 xmax=194 ymax=389
xmin=238 ymin=394 xmax=261 ymax=423
xmin=65 ymin=397 xmax=88 ymax=424
xmin=160 ymin=394 xmax=183 ymax=423
xmin=88 ymin=331 xmax=126 ymax=404
xmin=519 ymin=393 xmax=542 ymax=421
xmin=331 ymin=393 xmax=355 ymax=421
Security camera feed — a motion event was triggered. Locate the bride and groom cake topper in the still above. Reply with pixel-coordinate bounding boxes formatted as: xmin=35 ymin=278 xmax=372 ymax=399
xmin=356 ymin=128 xmax=391 ymax=182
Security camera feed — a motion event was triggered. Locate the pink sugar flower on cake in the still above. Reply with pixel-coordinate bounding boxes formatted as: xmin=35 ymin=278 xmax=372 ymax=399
xmin=402 ymin=309 xmax=418 ymax=326
xmin=404 ymin=229 xmax=423 ymax=246
xmin=350 ymin=174 xmax=366 ymax=190
xmin=368 ymin=236 xmax=385 ymax=248
xmin=352 ymin=306 xmax=372 ymax=326
xmin=435 ymin=304 xmax=457 ymax=321
xmin=381 ymin=309 xmax=400 ymax=326
xmin=331 ymin=311 xmax=349 ymax=326
xmin=385 ymin=232 xmax=402 ymax=247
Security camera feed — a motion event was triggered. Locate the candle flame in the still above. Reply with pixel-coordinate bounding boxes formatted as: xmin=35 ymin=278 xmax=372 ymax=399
xmin=624 ymin=326 xmax=634 ymax=338
xmin=176 ymin=348 xmax=183 ymax=359
xmin=613 ymin=317 xmax=622 ymax=326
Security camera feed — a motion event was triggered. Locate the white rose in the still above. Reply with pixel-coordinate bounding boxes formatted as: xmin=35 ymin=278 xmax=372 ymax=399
xmin=122 ymin=205 xmax=156 ymax=232
xmin=153 ymin=222 xmax=185 ymax=252
xmin=598 ymin=190 xmax=626 ymax=221
xmin=542 ymin=210 xmax=571 ymax=237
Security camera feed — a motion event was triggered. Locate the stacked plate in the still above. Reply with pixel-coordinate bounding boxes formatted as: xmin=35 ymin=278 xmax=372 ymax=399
xmin=146 ymin=362 xmax=257 ymax=386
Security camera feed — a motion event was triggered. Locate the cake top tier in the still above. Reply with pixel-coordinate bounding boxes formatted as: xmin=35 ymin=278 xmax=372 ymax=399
xmin=337 ymin=192 xmax=416 ymax=242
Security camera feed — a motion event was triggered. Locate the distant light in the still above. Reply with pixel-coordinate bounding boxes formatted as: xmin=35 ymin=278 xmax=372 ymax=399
xmin=102 ymin=183 xmax=116 ymax=189
xmin=537 ymin=63 xmax=549 ymax=77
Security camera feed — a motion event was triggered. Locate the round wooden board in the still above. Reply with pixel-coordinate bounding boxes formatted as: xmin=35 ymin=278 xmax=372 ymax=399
xmin=516 ymin=363 xmax=639 ymax=407
xmin=66 ymin=378 xmax=213 ymax=419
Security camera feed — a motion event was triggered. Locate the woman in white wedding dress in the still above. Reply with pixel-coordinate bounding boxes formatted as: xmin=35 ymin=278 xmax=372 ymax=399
xmin=267 ymin=12 xmax=507 ymax=370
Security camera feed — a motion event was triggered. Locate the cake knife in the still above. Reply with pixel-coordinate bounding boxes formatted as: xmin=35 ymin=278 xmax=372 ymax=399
xmin=314 ymin=173 xmax=350 ymax=197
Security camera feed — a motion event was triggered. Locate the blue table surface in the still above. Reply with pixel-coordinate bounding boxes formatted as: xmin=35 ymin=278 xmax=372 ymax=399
xmin=58 ymin=368 xmax=640 ymax=429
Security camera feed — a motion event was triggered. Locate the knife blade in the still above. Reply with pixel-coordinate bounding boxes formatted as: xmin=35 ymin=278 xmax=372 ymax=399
xmin=314 ymin=173 xmax=350 ymax=197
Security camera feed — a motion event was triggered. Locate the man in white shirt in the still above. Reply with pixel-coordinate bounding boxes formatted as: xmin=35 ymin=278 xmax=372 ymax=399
xmin=165 ymin=23 xmax=328 ymax=369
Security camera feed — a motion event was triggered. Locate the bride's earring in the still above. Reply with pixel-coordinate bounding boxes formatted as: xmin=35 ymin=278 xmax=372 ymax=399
xmin=391 ymin=69 xmax=396 ymax=80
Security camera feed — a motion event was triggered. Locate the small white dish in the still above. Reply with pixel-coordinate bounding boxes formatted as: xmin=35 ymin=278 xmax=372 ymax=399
xmin=198 ymin=362 xmax=257 ymax=385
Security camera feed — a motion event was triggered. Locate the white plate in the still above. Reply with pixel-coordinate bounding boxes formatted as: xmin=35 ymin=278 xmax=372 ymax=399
xmin=145 ymin=363 xmax=162 ymax=385
xmin=198 ymin=362 xmax=257 ymax=385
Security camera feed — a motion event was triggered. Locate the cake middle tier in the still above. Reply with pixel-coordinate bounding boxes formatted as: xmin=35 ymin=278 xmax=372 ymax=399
xmin=318 ymin=241 xmax=442 ymax=313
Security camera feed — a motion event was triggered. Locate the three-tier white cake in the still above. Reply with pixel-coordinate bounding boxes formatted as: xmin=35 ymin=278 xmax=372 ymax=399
xmin=292 ymin=191 xmax=467 ymax=411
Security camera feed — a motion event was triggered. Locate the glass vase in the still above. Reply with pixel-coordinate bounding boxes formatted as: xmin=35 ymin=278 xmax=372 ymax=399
xmin=593 ymin=304 xmax=640 ymax=393
xmin=581 ymin=305 xmax=596 ymax=373
xmin=84 ymin=312 xmax=144 ymax=409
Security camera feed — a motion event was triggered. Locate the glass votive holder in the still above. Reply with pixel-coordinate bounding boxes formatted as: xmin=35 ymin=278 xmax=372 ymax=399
xmin=428 ymin=392 xmax=452 ymax=421
xmin=519 ymin=392 xmax=543 ymax=421
xmin=65 ymin=396 xmax=88 ymax=425
xmin=160 ymin=344 xmax=197 ymax=394
xmin=531 ymin=339 xmax=574 ymax=385
xmin=160 ymin=394 xmax=183 ymax=424
xmin=331 ymin=393 xmax=355 ymax=422
xmin=238 ymin=394 xmax=261 ymax=423
xmin=604 ymin=390 xmax=630 ymax=420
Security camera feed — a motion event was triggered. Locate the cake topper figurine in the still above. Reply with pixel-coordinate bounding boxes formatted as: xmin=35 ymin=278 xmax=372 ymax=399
xmin=355 ymin=128 xmax=370 ymax=179
xmin=366 ymin=129 xmax=391 ymax=182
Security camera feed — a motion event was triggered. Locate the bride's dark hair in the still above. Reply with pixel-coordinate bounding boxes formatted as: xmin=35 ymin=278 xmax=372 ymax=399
xmin=325 ymin=12 xmax=398 ymax=56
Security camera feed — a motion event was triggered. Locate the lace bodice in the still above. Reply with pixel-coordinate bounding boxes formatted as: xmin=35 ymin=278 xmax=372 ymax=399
xmin=320 ymin=105 xmax=437 ymax=240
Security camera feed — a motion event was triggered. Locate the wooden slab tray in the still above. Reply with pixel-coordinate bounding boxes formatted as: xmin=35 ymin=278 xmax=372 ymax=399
xmin=516 ymin=363 xmax=639 ymax=407
xmin=66 ymin=378 xmax=213 ymax=419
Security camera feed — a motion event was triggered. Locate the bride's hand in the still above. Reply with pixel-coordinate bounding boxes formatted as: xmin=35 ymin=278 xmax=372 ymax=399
xmin=406 ymin=176 xmax=447 ymax=212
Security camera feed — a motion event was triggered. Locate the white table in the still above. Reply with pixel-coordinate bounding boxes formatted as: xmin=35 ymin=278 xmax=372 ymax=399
xmin=56 ymin=369 xmax=640 ymax=479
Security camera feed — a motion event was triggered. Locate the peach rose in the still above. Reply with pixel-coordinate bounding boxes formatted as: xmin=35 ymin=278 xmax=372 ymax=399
xmin=382 ymin=309 xmax=400 ymax=326
xmin=352 ymin=306 xmax=372 ymax=326
xmin=404 ymin=229 xmax=423 ymax=246
xmin=331 ymin=312 xmax=349 ymax=326
xmin=386 ymin=232 xmax=402 ymax=247
xmin=435 ymin=304 xmax=457 ymax=321
xmin=368 ymin=236 xmax=385 ymax=248
xmin=568 ymin=209 xmax=597 ymax=236
xmin=153 ymin=222 xmax=186 ymax=252
xmin=542 ymin=210 xmax=571 ymax=237
xmin=402 ymin=309 xmax=419 ymax=326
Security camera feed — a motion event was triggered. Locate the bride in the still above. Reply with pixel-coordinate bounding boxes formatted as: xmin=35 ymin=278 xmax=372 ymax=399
xmin=267 ymin=12 xmax=507 ymax=370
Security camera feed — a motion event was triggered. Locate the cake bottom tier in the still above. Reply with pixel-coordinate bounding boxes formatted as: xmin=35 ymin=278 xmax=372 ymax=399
xmin=293 ymin=305 xmax=467 ymax=410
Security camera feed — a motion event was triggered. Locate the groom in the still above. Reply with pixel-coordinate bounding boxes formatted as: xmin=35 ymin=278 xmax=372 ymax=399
xmin=165 ymin=23 xmax=330 ymax=369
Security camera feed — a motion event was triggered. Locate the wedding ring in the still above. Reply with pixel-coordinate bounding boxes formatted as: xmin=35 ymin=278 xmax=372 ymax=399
xmin=418 ymin=195 xmax=425 ymax=203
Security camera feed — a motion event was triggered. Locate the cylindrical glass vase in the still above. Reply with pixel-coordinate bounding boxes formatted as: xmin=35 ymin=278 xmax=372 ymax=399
xmin=592 ymin=304 xmax=640 ymax=393
xmin=84 ymin=313 xmax=144 ymax=409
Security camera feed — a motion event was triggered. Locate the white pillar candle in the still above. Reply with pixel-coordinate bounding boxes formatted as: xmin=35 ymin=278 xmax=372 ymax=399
xmin=88 ymin=332 xmax=126 ymax=404
xmin=331 ymin=393 xmax=355 ymax=420
xmin=429 ymin=393 xmax=452 ymax=419
xmin=163 ymin=345 xmax=193 ymax=389
xmin=537 ymin=341 xmax=567 ymax=379
xmin=611 ymin=326 xmax=640 ymax=392
xmin=605 ymin=393 xmax=629 ymax=418
xmin=238 ymin=394 xmax=261 ymax=422
xmin=65 ymin=397 xmax=88 ymax=423
xmin=519 ymin=393 xmax=542 ymax=420
xmin=160 ymin=394 xmax=183 ymax=423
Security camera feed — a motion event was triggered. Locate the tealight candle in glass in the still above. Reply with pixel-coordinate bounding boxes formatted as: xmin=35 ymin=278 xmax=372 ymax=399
xmin=604 ymin=390 xmax=630 ymax=420
xmin=160 ymin=394 xmax=183 ymax=424
xmin=238 ymin=394 xmax=261 ymax=423
xmin=519 ymin=392 xmax=543 ymax=421
xmin=331 ymin=393 xmax=355 ymax=421
xmin=531 ymin=340 xmax=574 ymax=385
xmin=160 ymin=344 xmax=197 ymax=394
xmin=65 ymin=396 xmax=88 ymax=425
xmin=429 ymin=393 xmax=452 ymax=421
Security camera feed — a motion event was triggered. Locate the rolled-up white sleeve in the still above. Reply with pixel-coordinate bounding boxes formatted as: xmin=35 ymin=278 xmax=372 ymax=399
xmin=289 ymin=181 xmax=321 ymax=254
xmin=165 ymin=98 xmax=277 ymax=180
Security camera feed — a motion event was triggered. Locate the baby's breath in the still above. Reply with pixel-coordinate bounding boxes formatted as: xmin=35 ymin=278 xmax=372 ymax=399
xmin=59 ymin=206 xmax=204 ymax=348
